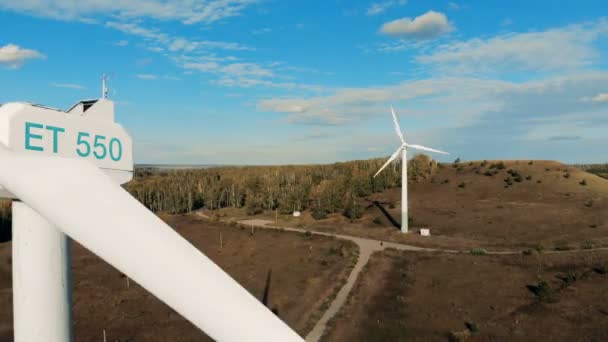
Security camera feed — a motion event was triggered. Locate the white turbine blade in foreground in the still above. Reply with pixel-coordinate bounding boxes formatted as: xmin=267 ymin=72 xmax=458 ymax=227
xmin=390 ymin=106 xmax=406 ymax=144
xmin=374 ymin=146 xmax=403 ymax=178
xmin=406 ymin=144 xmax=449 ymax=155
xmin=0 ymin=145 xmax=303 ymax=342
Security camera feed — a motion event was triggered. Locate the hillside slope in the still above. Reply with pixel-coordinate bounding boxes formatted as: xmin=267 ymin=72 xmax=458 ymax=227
xmin=367 ymin=160 xmax=608 ymax=248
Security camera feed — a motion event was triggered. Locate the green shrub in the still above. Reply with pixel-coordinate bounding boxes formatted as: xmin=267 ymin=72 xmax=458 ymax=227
xmin=554 ymin=243 xmax=572 ymax=251
xmin=343 ymin=199 xmax=363 ymax=220
xmin=528 ymin=281 xmax=559 ymax=303
xmin=312 ymin=209 xmax=328 ymax=220
xmin=594 ymin=264 xmax=608 ymax=274
xmin=470 ymin=248 xmax=487 ymax=255
xmin=581 ymin=240 xmax=593 ymax=250
xmin=495 ymin=162 xmax=505 ymax=169
xmin=458 ymin=182 xmax=466 ymax=188
xmin=465 ymin=321 xmax=479 ymax=334
xmin=579 ymin=179 xmax=587 ymax=186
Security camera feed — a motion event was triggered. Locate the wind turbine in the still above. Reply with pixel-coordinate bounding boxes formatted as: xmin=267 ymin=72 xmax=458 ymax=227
xmin=373 ymin=106 xmax=449 ymax=233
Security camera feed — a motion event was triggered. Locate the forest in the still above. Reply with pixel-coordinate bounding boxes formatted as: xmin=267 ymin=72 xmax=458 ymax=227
xmin=126 ymin=154 xmax=437 ymax=218
xmin=0 ymin=154 xmax=438 ymax=241
xmin=576 ymin=164 xmax=608 ymax=179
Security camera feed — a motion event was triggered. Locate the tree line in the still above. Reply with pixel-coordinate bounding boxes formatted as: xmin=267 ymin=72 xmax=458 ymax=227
xmin=575 ymin=164 xmax=608 ymax=179
xmin=0 ymin=154 xmax=438 ymax=241
xmin=127 ymin=154 xmax=437 ymax=218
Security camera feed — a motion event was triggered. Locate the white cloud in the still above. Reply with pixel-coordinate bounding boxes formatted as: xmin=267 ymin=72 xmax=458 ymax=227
xmin=220 ymin=63 xmax=273 ymax=77
xmin=448 ymin=2 xmax=460 ymax=10
xmin=0 ymin=0 xmax=258 ymax=24
xmin=106 ymin=21 xmax=252 ymax=53
xmin=50 ymin=82 xmax=86 ymax=89
xmin=257 ymin=72 xmax=608 ymax=133
xmin=163 ymin=75 xmax=182 ymax=81
xmin=106 ymin=21 xmax=169 ymax=43
xmin=366 ymin=0 xmax=407 ymax=16
xmin=417 ymin=19 xmax=608 ymax=75
xmin=179 ymin=58 xmax=277 ymax=79
xmin=114 ymin=40 xmax=129 ymax=46
xmin=0 ymin=44 xmax=45 ymax=68
xmin=136 ymin=74 xmax=158 ymax=80
xmin=581 ymin=92 xmax=608 ymax=103
xmin=591 ymin=93 xmax=608 ymax=103
xmin=380 ymin=11 xmax=453 ymax=39
xmin=182 ymin=62 xmax=221 ymax=72
xmin=214 ymin=77 xmax=324 ymax=91
xmin=257 ymin=78 xmax=499 ymax=124
xmin=252 ymin=27 xmax=271 ymax=34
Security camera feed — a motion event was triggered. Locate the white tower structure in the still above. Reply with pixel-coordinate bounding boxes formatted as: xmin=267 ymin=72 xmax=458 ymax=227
xmin=0 ymin=87 xmax=303 ymax=341
xmin=373 ymin=107 xmax=449 ymax=233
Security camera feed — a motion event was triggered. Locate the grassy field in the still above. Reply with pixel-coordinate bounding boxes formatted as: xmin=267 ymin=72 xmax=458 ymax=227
xmin=0 ymin=216 xmax=357 ymax=341
xmin=226 ymin=160 xmax=608 ymax=251
xmin=324 ymin=248 xmax=608 ymax=341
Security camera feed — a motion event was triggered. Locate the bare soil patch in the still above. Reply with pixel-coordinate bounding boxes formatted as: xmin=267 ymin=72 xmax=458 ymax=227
xmin=0 ymin=215 xmax=357 ymax=341
xmin=324 ymin=248 xmax=608 ymax=341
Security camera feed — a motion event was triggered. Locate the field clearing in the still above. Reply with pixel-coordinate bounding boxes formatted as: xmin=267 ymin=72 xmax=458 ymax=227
xmin=0 ymin=216 xmax=357 ymax=341
xmin=324 ymin=248 xmax=608 ymax=341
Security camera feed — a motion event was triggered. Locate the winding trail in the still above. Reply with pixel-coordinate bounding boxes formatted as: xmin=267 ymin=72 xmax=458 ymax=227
xmin=209 ymin=216 xmax=608 ymax=341
xmin=236 ymin=219 xmax=452 ymax=342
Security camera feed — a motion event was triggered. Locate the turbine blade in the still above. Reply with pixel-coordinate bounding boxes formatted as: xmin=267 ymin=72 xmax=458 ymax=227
xmin=406 ymin=144 xmax=449 ymax=155
xmin=374 ymin=147 xmax=403 ymax=178
xmin=390 ymin=106 xmax=406 ymax=144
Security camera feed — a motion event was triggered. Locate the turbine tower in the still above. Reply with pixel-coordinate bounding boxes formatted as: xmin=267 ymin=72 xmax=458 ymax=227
xmin=373 ymin=107 xmax=449 ymax=233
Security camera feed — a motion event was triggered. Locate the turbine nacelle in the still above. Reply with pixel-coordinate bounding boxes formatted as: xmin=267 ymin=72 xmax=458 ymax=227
xmin=373 ymin=107 xmax=449 ymax=178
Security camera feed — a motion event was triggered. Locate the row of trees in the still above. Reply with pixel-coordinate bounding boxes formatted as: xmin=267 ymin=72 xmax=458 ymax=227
xmin=0 ymin=154 xmax=439 ymax=242
xmin=576 ymin=164 xmax=608 ymax=179
xmin=127 ymin=154 xmax=438 ymax=218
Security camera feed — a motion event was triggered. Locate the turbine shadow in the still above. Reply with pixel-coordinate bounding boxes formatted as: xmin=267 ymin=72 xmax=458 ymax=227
xmin=261 ymin=269 xmax=280 ymax=316
xmin=365 ymin=199 xmax=401 ymax=231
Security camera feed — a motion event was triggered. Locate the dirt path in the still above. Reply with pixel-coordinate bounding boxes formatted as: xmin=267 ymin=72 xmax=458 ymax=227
xmin=237 ymin=219 xmax=448 ymax=342
xmin=232 ymin=218 xmax=608 ymax=341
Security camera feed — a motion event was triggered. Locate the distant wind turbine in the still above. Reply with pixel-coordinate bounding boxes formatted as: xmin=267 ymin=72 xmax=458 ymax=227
xmin=373 ymin=106 xmax=449 ymax=233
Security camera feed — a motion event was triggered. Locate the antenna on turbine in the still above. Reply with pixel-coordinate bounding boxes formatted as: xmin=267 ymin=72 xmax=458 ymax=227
xmin=101 ymin=73 xmax=109 ymax=99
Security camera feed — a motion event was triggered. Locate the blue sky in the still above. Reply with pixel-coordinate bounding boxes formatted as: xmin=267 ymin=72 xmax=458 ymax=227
xmin=1 ymin=0 xmax=607 ymax=164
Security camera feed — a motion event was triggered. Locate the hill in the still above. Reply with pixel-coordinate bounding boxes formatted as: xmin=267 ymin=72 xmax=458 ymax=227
xmin=304 ymin=160 xmax=608 ymax=249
